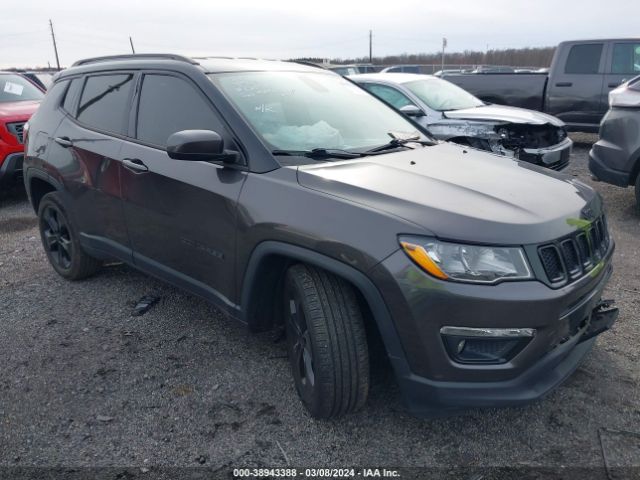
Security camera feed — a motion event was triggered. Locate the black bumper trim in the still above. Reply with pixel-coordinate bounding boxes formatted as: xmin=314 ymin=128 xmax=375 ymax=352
xmin=0 ymin=152 xmax=24 ymax=187
xmin=588 ymin=150 xmax=630 ymax=187
xmin=396 ymin=334 xmax=597 ymax=418
xmin=395 ymin=272 xmax=617 ymax=417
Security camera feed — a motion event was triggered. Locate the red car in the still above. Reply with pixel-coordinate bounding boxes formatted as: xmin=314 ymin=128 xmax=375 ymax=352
xmin=0 ymin=72 xmax=44 ymax=190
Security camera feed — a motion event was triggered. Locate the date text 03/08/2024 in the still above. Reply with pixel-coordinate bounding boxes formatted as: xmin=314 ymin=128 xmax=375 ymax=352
xmin=232 ymin=468 xmax=401 ymax=477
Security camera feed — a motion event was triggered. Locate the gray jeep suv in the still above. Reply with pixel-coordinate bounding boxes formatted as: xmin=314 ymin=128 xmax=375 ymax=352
xmin=23 ymin=55 xmax=618 ymax=418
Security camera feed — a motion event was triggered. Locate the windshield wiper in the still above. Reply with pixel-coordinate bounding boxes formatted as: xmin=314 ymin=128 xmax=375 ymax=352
xmin=272 ymin=148 xmax=362 ymax=160
xmin=364 ymin=136 xmax=436 ymax=154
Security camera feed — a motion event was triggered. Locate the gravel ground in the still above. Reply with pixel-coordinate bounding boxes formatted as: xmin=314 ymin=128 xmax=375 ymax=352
xmin=0 ymin=135 xmax=638 ymax=478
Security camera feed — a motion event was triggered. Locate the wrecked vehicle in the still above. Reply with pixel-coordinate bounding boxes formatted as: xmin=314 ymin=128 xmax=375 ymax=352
xmin=589 ymin=75 xmax=640 ymax=207
xmin=25 ymin=55 xmax=617 ymax=419
xmin=351 ymin=73 xmax=572 ymax=170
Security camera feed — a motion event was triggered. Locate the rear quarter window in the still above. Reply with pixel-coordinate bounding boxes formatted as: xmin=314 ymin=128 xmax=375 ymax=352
xmin=33 ymin=80 xmax=68 ymax=113
xmin=61 ymin=78 xmax=83 ymax=115
xmin=76 ymin=73 xmax=135 ymax=135
xmin=564 ymin=44 xmax=603 ymax=74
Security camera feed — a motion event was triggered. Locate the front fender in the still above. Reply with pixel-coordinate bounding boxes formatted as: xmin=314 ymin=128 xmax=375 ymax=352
xmin=240 ymin=240 xmax=410 ymax=372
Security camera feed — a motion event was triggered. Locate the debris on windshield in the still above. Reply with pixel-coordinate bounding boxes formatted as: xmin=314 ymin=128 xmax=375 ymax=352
xmin=388 ymin=131 xmax=421 ymax=141
xmin=131 ymin=295 xmax=160 ymax=317
xmin=264 ymin=120 xmax=343 ymax=151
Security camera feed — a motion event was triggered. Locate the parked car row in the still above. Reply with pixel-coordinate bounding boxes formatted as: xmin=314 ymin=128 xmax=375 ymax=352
xmin=441 ymin=38 xmax=640 ymax=133
xmin=0 ymin=72 xmax=44 ymax=190
xmin=22 ymin=54 xmax=618 ymax=419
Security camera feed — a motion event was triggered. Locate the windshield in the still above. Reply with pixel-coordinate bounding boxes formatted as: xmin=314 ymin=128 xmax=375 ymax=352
xmin=0 ymin=74 xmax=44 ymax=103
xmin=211 ymin=71 xmax=428 ymax=152
xmin=404 ymin=78 xmax=484 ymax=111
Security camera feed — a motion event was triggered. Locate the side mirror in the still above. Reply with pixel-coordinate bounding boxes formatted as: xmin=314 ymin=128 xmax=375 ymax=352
xmin=400 ymin=105 xmax=425 ymax=117
xmin=166 ymin=130 xmax=238 ymax=163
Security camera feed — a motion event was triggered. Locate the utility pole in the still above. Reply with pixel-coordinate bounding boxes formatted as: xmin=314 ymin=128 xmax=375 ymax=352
xmin=369 ymin=30 xmax=372 ymax=63
xmin=49 ymin=19 xmax=60 ymax=70
xmin=441 ymin=37 xmax=447 ymax=73
xmin=129 ymin=36 xmax=136 ymax=54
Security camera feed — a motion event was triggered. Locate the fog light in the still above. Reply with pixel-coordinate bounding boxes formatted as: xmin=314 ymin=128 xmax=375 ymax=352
xmin=440 ymin=327 xmax=535 ymax=364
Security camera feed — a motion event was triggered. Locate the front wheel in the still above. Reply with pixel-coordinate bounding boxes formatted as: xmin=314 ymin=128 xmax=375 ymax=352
xmin=283 ymin=264 xmax=369 ymax=418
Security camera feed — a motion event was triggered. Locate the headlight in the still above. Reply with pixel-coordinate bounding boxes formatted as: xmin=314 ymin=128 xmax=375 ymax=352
xmin=399 ymin=237 xmax=532 ymax=284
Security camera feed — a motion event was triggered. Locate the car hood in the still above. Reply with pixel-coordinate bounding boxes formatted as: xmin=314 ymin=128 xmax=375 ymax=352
xmin=297 ymin=143 xmax=600 ymax=245
xmin=0 ymin=100 xmax=40 ymax=118
xmin=444 ymin=104 xmax=565 ymax=127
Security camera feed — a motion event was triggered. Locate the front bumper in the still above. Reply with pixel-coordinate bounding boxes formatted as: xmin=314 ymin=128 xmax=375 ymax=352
xmin=588 ymin=108 xmax=640 ymax=187
xmin=371 ymin=244 xmax=616 ymax=416
xmin=518 ymin=137 xmax=573 ymax=171
xmin=0 ymin=152 xmax=24 ymax=188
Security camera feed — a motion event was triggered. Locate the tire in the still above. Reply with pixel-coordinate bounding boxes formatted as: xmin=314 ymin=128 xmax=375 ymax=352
xmin=635 ymin=174 xmax=640 ymax=210
xmin=283 ymin=264 xmax=369 ymax=418
xmin=37 ymin=192 xmax=101 ymax=280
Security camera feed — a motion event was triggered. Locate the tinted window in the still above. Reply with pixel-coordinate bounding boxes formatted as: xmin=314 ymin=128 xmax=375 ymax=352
xmin=77 ymin=74 xmax=134 ymax=134
xmin=62 ymin=78 xmax=82 ymax=115
xmin=0 ymin=74 xmax=45 ymax=102
xmin=565 ymin=44 xmax=603 ymax=74
xmin=137 ymin=74 xmax=222 ymax=147
xmin=611 ymin=43 xmax=640 ymax=74
xmin=363 ymin=84 xmax=415 ymax=109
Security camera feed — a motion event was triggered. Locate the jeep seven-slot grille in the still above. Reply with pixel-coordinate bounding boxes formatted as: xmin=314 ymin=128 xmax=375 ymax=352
xmin=538 ymin=216 xmax=609 ymax=285
xmin=6 ymin=122 xmax=25 ymax=144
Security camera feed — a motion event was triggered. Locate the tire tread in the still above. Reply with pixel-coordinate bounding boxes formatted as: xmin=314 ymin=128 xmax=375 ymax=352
xmin=285 ymin=263 xmax=369 ymax=418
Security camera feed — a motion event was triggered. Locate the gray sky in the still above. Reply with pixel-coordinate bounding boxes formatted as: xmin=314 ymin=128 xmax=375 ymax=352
xmin=0 ymin=0 xmax=637 ymax=68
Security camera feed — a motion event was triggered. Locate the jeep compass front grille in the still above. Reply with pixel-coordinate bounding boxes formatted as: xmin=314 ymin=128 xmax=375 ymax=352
xmin=538 ymin=216 xmax=609 ymax=285
xmin=6 ymin=122 xmax=25 ymax=144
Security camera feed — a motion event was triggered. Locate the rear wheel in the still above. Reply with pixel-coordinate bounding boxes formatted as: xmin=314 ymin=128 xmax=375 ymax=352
xmin=283 ymin=264 xmax=369 ymax=418
xmin=38 ymin=192 xmax=101 ymax=280
xmin=635 ymin=174 xmax=640 ymax=210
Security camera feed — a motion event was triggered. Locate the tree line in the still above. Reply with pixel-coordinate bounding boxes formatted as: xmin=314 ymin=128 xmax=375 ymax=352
xmin=293 ymin=46 xmax=556 ymax=68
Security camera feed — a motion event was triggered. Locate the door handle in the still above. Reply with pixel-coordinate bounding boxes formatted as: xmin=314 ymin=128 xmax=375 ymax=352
xmin=54 ymin=136 xmax=73 ymax=148
xmin=122 ymin=158 xmax=149 ymax=173
xmin=555 ymin=82 xmax=573 ymax=87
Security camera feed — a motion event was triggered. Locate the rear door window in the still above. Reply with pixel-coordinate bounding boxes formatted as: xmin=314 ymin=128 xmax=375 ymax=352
xmin=76 ymin=73 xmax=135 ymax=134
xmin=136 ymin=74 xmax=223 ymax=147
xmin=611 ymin=43 xmax=640 ymax=74
xmin=565 ymin=44 xmax=603 ymax=74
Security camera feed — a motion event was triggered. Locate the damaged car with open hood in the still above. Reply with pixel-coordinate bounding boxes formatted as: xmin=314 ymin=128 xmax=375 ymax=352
xmin=351 ymin=73 xmax=572 ymax=170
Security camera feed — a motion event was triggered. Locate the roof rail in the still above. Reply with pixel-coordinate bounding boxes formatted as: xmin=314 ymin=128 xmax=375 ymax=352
xmin=191 ymin=56 xmax=236 ymax=60
xmin=72 ymin=54 xmax=198 ymax=67
xmin=288 ymin=60 xmax=327 ymax=70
